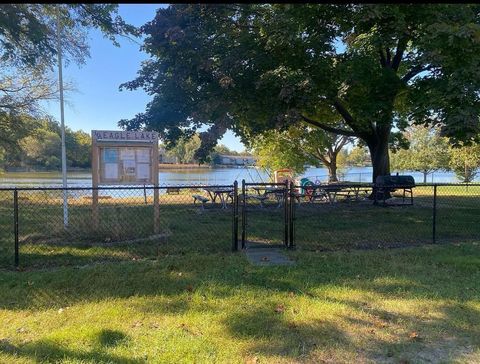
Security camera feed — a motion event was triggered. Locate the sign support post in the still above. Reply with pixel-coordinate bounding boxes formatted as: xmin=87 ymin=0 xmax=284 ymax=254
xmin=153 ymin=140 xmax=159 ymax=234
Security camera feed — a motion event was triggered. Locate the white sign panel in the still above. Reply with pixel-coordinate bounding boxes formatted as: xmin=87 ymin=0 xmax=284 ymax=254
xmin=136 ymin=149 xmax=150 ymax=163
xmin=120 ymin=149 xmax=135 ymax=161
xmin=104 ymin=163 xmax=119 ymax=179
xmin=136 ymin=163 xmax=151 ymax=180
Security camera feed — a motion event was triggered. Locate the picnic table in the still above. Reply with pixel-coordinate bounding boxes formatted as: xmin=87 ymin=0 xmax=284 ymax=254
xmin=203 ymin=187 xmax=234 ymax=209
xmin=251 ymin=186 xmax=286 ymax=208
xmin=304 ymin=184 xmax=372 ymax=204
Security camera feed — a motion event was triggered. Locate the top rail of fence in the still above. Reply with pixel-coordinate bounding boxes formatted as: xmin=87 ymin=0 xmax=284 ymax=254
xmin=0 ymin=182 xmax=479 ymax=192
xmin=244 ymin=182 xmax=288 ymax=186
xmin=0 ymin=184 xmax=235 ymax=191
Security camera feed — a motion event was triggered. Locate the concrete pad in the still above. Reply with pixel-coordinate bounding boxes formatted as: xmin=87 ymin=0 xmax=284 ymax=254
xmin=244 ymin=247 xmax=295 ymax=266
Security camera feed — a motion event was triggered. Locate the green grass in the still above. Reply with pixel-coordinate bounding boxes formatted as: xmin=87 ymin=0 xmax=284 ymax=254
xmin=0 ymin=243 xmax=479 ymax=363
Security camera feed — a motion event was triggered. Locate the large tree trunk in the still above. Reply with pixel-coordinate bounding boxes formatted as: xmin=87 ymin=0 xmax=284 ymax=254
xmin=327 ymin=161 xmax=338 ymax=183
xmin=423 ymin=171 xmax=427 ymax=184
xmin=368 ymin=137 xmax=390 ymax=183
xmin=367 ymin=126 xmax=391 ymax=200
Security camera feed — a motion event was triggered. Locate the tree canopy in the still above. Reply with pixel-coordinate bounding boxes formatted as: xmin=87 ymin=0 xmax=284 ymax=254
xmin=390 ymin=125 xmax=450 ymax=183
xmin=252 ymin=125 xmax=350 ymax=181
xmin=1 ymin=116 xmax=91 ymax=171
xmin=0 ymin=4 xmax=136 ymax=69
xmin=0 ymin=4 xmax=136 ymax=153
xmin=120 ymin=4 xmax=480 ymax=182
xmin=448 ymin=142 xmax=480 ymax=183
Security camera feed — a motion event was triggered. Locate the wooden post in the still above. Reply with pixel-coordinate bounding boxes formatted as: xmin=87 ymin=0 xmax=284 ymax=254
xmin=153 ymin=139 xmax=160 ymax=234
xmin=91 ymin=133 xmax=99 ymax=230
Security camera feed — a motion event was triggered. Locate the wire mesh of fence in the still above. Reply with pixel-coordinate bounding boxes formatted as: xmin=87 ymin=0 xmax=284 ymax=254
xmin=0 ymin=182 xmax=478 ymax=269
xmin=0 ymin=185 xmax=237 ymax=269
xmin=290 ymin=183 xmax=479 ymax=252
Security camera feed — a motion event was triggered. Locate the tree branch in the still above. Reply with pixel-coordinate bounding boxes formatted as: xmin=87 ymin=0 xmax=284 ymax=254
xmin=386 ymin=48 xmax=391 ymax=65
xmin=401 ymin=65 xmax=433 ymax=83
xmin=332 ymin=98 xmax=356 ymax=125
xmin=379 ymin=47 xmax=386 ymax=67
xmin=391 ymin=37 xmax=408 ymax=71
xmin=300 ymin=114 xmax=356 ymax=137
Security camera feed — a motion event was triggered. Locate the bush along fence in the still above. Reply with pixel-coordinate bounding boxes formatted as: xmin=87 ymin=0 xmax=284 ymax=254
xmin=0 ymin=181 xmax=478 ymax=269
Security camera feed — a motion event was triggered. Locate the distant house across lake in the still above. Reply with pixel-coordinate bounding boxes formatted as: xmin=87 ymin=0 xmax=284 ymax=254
xmin=217 ymin=155 xmax=255 ymax=166
xmin=158 ymin=146 xmax=178 ymax=164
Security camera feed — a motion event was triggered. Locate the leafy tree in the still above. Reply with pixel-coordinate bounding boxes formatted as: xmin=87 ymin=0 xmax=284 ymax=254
xmin=448 ymin=143 xmax=480 ymax=183
xmin=252 ymin=124 xmax=350 ymax=181
xmin=0 ymin=4 xmax=136 ymax=69
xmin=120 ymin=4 xmax=480 ymax=183
xmin=0 ymin=4 xmax=136 ymax=151
xmin=166 ymin=134 xmax=202 ymax=164
xmin=19 ymin=127 xmax=62 ymax=169
xmin=346 ymin=146 xmax=371 ymax=167
xmin=2 ymin=116 xmax=92 ymax=170
xmin=390 ymin=125 xmax=450 ymax=183
xmin=66 ymin=130 xmax=91 ymax=168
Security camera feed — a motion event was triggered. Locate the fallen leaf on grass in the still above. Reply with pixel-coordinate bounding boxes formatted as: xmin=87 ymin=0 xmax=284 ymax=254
xmin=245 ymin=356 xmax=258 ymax=364
xmin=409 ymin=331 xmax=421 ymax=340
xmin=131 ymin=321 xmax=142 ymax=328
xmin=274 ymin=304 xmax=285 ymax=313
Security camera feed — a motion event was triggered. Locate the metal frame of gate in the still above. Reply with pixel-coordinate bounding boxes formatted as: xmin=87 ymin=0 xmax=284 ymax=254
xmin=232 ymin=180 xmax=295 ymax=250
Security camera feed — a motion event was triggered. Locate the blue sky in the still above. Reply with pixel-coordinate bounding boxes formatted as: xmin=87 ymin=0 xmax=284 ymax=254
xmin=43 ymin=4 xmax=246 ymax=152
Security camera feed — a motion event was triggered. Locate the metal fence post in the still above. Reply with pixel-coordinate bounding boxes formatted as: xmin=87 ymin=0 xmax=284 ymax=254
xmin=433 ymin=184 xmax=437 ymax=244
xmin=283 ymin=181 xmax=288 ymax=247
xmin=241 ymin=179 xmax=246 ymax=249
xmin=289 ymin=181 xmax=295 ymax=249
xmin=13 ymin=189 xmax=19 ymax=268
xmin=232 ymin=181 xmax=239 ymax=251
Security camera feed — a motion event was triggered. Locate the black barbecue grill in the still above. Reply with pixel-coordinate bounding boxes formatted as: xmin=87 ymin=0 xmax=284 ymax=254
xmin=375 ymin=175 xmax=415 ymax=205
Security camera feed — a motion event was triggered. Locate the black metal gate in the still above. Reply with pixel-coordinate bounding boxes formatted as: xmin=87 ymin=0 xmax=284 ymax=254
xmin=239 ymin=180 xmax=294 ymax=249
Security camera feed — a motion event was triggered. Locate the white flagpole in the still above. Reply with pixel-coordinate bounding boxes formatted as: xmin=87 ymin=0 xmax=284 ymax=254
xmin=57 ymin=12 xmax=69 ymax=228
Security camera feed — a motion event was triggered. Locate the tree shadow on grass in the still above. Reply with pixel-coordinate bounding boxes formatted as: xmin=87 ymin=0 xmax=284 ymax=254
xmin=0 ymin=245 xmax=479 ymax=362
xmin=224 ymin=307 xmax=351 ymax=361
xmin=0 ymin=329 xmax=141 ymax=363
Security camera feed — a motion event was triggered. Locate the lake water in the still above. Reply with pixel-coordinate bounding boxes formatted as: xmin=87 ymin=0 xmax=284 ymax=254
xmin=0 ymin=166 xmax=469 ymax=189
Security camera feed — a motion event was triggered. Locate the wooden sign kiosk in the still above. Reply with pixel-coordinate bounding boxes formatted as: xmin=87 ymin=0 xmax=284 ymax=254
xmin=91 ymin=130 xmax=160 ymax=233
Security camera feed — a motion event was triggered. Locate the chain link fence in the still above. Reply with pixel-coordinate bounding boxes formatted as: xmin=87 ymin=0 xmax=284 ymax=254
xmin=0 ymin=185 xmax=237 ymax=269
xmin=291 ymin=183 xmax=479 ymax=251
xmin=0 ymin=183 xmax=478 ymax=269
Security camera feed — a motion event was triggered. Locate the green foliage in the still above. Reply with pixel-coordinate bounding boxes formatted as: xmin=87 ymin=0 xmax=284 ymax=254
xmin=0 ymin=4 xmax=137 ymax=70
xmin=120 ymin=4 xmax=480 ymax=182
xmin=346 ymin=146 xmax=370 ymax=167
xmin=0 ymin=5 xmax=136 ymax=151
xmin=2 ymin=116 xmax=91 ymax=170
xmin=252 ymin=124 xmax=350 ymax=180
xmin=20 ymin=127 xmax=62 ymax=169
xmin=165 ymin=134 xmax=202 ymax=164
xmin=390 ymin=125 xmax=450 ymax=182
xmin=448 ymin=142 xmax=480 ymax=183
xmin=253 ymin=130 xmax=308 ymax=175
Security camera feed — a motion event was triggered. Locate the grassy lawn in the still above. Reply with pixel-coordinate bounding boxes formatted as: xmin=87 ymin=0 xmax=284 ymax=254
xmin=0 ymin=243 xmax=479 ymax=363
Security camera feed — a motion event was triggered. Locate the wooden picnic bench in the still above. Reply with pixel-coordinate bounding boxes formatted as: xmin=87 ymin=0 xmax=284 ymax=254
xmin=192 ymin=194 xmax=209 ymax=209
xmin=166 ymin=187 xmax=180 ymax=195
